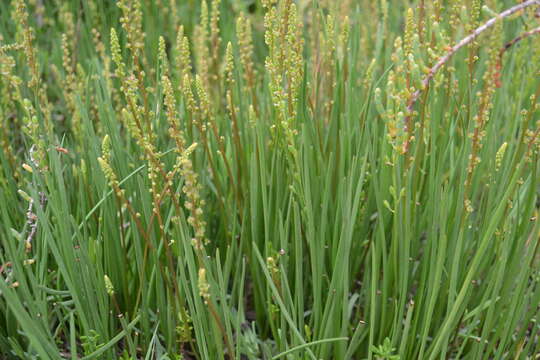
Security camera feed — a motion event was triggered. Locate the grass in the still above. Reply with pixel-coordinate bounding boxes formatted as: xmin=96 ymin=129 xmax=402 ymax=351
xmin=0 ymin=0 xmax=539 ymax=359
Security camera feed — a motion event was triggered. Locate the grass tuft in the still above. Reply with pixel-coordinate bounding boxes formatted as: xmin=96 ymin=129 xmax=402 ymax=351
xmin=0 ymin=0 xmax=539 ymax=359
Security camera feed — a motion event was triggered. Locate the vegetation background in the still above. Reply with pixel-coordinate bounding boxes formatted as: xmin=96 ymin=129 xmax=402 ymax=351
xmin=0 ymin=0 xmax=539 ymax=359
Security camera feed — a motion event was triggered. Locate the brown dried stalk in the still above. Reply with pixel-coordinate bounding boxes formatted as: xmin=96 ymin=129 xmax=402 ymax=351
xmin=493 ymin=26 xmax=540 ymax=87
xmin=499 ymin=26 xmax=540 ymax=59
xmin=406 ymin=0 xmax=540 ymax=116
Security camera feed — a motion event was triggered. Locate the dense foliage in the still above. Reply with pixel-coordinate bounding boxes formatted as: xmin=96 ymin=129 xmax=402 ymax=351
xmin=0 ymin=0 xmax=539 ymax=359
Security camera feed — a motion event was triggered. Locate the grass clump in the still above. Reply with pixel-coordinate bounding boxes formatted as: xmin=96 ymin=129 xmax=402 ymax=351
xmin=0 ymin=0 xmax=539 ymax=359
